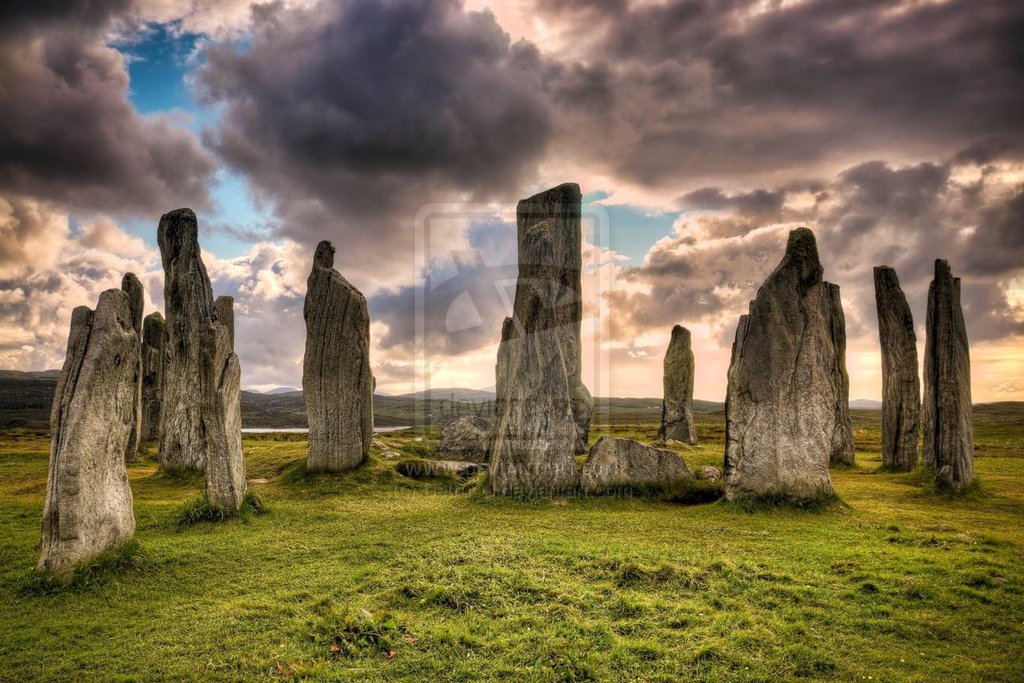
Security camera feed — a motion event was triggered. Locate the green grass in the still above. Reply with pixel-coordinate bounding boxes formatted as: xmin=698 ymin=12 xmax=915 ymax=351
xmin=0 ymin=415 xmax=1022 ymax=681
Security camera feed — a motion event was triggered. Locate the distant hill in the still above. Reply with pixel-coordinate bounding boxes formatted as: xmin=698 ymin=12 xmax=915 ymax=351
xmin=237 ymin=390 xmax=494 ymax=428
xmin=850 ymin=399 xmax=883 ymax=409
xmin=0 ymin=375 xmax=57 ymax=428
xmin=0 ymin=369 xmax=59 ymax=380
xmin=265 ymin=386 xmax=301 ymax=395
xmin=2 ymin=373 xmax=1021 ymax=431
xmin=396 ymin=387 xmax=496 ymax=401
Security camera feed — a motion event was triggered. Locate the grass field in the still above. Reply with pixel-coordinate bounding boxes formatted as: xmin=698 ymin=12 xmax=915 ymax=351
xmin=1 ymin=411 xmax=1022 ymax=682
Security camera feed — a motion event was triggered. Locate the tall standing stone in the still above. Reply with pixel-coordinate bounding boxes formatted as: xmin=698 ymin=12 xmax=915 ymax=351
xmin=922 ymin=259 xmax=973 ymax=488
xmin=140 ymin=312 xmax=165 ymax=442
xmin=121 ymin=273 xmax=144 ymax=462
xmin=201 ymin=312 xmax=247 ymax=511
xmin=659 ymin=325 xmax=697 ymax=445
xmin=303 ymin=240 xmax=374 ymax=472
xmin=490 ymin=183 xmax=593 ymax=495
xmin=828 ymin=282 xmax=856 ymax=466
xmin=39 ymin=290 xmax=138 ymax=574
xmin=158 ymin=208 xmax=214 ymax=471
xmin=873 ymin=266 xmax=920 ymax=471
xmin=724 ymin=228 xmax=853 ymax=501
xmin=158 ymin=208 xmax=247 ymax=510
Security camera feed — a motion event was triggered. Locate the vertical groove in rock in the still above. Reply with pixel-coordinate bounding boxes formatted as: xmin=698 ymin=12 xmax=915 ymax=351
xmin=121 ymin=273 xmax=144 ymax=462
xmin=39 ymin=290 xmax=137 ymax=574
xmin=215 ymin=296 xmax=235 ymax=350
xmin=873 ymin=266 xmax=920 ymax=471
xmin=922 ymin=259 xmax=974 ymax=488
xmin=660 ymin=325 xmax=697 ymax=445
xmin=490 ymin=183 xmax=593 ymax=495
xmin=140 ymin=312 xmax=165 ymax=442
xmin=302 ymin=240 xmax=374 ymax=472
xmin=723 ymin=228 xmax=851 ymax=501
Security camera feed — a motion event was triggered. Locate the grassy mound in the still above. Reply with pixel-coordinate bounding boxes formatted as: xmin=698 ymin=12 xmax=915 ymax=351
xmin=177 ymin=491 xmax=268 ymax=526
xmin=21 ymin=540 xmax=153 ymax=595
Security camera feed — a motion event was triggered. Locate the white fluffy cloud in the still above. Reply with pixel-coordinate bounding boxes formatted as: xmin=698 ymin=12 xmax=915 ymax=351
xmin=0 ymin=200 xmax=158 ymax=369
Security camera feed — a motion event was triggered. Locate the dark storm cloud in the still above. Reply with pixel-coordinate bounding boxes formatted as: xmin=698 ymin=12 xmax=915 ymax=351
xmin=197 ymin=0 xmax=552 ymax=287
xmin=540 ymin=0 xmax=1024 ymax=188
xmin=0 ymin=0 xmax=130 ymax=35
xmin=0 ymin=0 xmax=216 ymax=216
xmin=609 ymin=154 xmax=1024 ymax=347
xmin=678 ymin=187 xmax=787 ymax=217
xmin=191 ymin=0 xmax=1023 ymax=290
xmin=963 ymin=188 xmax=1024 ymax=277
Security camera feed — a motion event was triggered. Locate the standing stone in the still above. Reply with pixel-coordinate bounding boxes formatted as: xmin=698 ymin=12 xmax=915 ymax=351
xmin=140 ymin=312 xmax=165 ymax=442
xmin=303 ymin=240 xmax=374 ymax=472
xmin=121 ymin=273 xmax=144 ymax=462
xmin=201 ymin=317 xmax=247 ymax=511
xmin=158 ymin=208 xmax=215 ymax=471
xmin=157 ymin=208 xmax=247 ymax=509
xmin=659 ymin=325 xmax=697 ymax=445
xmin=39 ymin=290 xmax=138 ymax=574
xmin=873 ymin=266 xmax=920 ymax=471
xmin=828 ymin=283 xmax=856 ymax=466
xmin=724 ymin=228 xmax=853 ymax=501
xmin=922 ymin=259 xmax=973 ymax=488
xmin=490 ymin=183 xmax=593 ymax=495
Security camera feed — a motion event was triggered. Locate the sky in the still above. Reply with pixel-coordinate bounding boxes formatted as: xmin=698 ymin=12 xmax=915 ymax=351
xmin=0 ymin=0 xmax=1021 ymax=401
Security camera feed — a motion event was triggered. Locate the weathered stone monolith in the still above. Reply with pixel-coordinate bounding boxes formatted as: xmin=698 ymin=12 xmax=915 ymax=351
xmin=303 ymin=240 xmax=374 ymax=472
xmin=158 ymin=208 xmax=247 ymax=509
xmin=659 ymin=325 xmax=697 ymax=445
xmin=140 ymin=312 xmax=165 ymax=442
xmin=490 ymin=183 xmax=593 ymax=495
xmin=723 ymin=228 xmax=853 ymax=501
xmin=121 ymin=273 xmax=144 ymax=462
xmin=158 ymin=208 xmax=214 ymax=471
xmin=438 ymin=415 xmax=491 ymax=462
xmin=580 ymin=437 xmax=691 ymax=493
xmin=873 ymin=266 xmax=920 ymax=471
xmin=201 ymin=316 xmax=247 ymax=511
xmin=922 ymin=259 xmax=973 ymax=489
xmin=39 ymin=291 xmax=138 ymax=574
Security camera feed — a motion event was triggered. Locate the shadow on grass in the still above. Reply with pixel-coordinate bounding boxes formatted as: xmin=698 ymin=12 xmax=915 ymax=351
xmin=20 ymin=540 xmax=154 ymax=596
xmin=150 ymin=467 xmax=205 ymax=486
xmin=474 ymin=474 xmax=725 ymax=505
xmin=278 ymin=451 xmax=393 ymax=481
xmin=872 ymin=462 xmax=921 ymax=475
xmin=582 ymin=478 xmax=725 ymax=505
xmin=719 ymin=492 xmax=849 ymax=514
